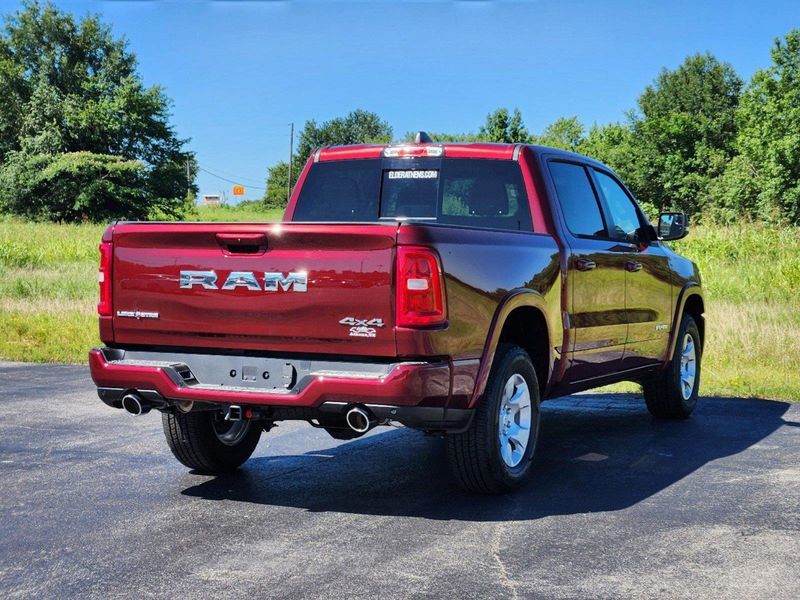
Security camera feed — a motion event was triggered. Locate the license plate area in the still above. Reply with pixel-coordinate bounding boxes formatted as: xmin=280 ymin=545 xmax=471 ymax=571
xmin=179 ymin=356 xmax=297 ymax=391
xmin=118 ymin=351 xmax=298 ymax=391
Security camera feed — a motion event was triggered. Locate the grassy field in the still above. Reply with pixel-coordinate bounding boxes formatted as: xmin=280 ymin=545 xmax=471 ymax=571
xmin=185 ymin=204 xmax=285 ymax=222
xmin=0 ymin=205 xmax=284 ymax=363
xmin=604 ymin=225 xmax=800 ymax=400
xmin=670 ymin=226 xmax=800 ymax=399
xmin=1 ymin=211 xmax=798 ymax=400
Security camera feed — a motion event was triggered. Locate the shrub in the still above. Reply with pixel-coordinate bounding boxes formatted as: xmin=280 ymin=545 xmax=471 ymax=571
xmin=0 ymin=151 xmax=181 ymax=222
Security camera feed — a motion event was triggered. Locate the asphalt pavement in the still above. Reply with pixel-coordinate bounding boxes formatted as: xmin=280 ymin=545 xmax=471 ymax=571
xmin=0 ymin=361 xmax=798 ymax=599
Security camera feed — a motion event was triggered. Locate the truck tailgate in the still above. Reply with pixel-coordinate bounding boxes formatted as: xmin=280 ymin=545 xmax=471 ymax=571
xmin=110 ymin=222 xmax=398 ymax=357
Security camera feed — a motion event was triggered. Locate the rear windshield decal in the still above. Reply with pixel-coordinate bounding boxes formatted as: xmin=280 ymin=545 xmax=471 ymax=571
xmin=386 ymin=170 xmax=438 ymax=180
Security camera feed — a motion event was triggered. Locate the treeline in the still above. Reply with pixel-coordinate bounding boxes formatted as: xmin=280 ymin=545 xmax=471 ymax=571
xmin=1 ymin=1 xmax=797 ymax=226
xmin=0 ymin=1 xmax=194 ymax=223
xmin=267 ymin=29 xmax=800 ymax=225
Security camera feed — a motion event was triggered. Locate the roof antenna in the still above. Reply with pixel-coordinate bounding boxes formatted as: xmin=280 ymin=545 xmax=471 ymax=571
xmin=414 ymin=131 xmax=434 ymax=143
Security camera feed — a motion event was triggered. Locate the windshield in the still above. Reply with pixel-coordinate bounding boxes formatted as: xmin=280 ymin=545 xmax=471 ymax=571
xmin=292 ymin=158 xmax=533 ymax=232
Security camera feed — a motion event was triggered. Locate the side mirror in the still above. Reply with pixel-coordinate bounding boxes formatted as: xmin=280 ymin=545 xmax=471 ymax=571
xmin=657 ymin=212 xmax=689 ymax=241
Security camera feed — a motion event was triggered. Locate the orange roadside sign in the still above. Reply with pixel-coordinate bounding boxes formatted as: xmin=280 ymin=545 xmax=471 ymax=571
xmin=232 ymin=185 xmax=245 ymax=196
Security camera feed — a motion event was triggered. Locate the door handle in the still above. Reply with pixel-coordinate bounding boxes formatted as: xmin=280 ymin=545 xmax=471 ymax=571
xmin=625 ymin=261 xmax=643 ymax=273
xmin=575 ymin=259 xmax=596 ymax=272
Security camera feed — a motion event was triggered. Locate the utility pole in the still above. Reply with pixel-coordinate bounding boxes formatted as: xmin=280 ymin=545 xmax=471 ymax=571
xmin=185 ymin=159 xmax=191 ymax=199
xmin=287 ymin=122 xmax=294 ymax=203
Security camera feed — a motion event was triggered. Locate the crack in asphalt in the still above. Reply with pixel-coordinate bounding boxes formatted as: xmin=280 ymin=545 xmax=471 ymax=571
xmin=491 ymin=523 xmax=520 ymax=600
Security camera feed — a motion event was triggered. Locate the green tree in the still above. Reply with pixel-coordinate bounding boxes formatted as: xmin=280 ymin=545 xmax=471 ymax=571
xmin=402 ymin=131 xmax=477 ymax=142
xmin=477 ymin=108 xmax=530 ymax=143
xmin=532 ymin=116 xmax=585 ymax=151
xmin=294 ymin=109 xmax=392 ymax=161
xmin=716 ymin=30 xmax=800 ymax=224
xmin=265 ymin=109 xmax=392 ymax=208
xmin=631 ymin=53 xmax=742 ymax=216
xmin=577 ymin=121 xmax=657 ymax=215
xmin=0 ymin=1 xmax=195 ymax=222
xmin=264 ymin=160 xmax=293 ymax=209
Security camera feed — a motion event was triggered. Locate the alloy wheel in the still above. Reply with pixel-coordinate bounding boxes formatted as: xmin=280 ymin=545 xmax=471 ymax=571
xmin=498 ymin=373 xmax=532 ymax=467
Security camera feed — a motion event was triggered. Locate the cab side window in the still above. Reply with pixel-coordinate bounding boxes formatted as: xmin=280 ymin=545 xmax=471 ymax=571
xmin=548 ymin=161 xmax=606 ymax=239
xmin=593 ymin=170 xmax=642 ymax=242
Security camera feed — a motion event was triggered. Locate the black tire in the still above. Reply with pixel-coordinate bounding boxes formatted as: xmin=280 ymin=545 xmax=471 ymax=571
xmin=161 ymin=410 xmax=262 ymax=474
xmin=446 ymin=344 xmax=541 ymax=494
xmin=643 ymin=314 xmax=702 ymax=419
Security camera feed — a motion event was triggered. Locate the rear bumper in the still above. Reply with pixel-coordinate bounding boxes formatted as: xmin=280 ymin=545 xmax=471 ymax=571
xmin=89 ymin=347 xmax=473 ymax=431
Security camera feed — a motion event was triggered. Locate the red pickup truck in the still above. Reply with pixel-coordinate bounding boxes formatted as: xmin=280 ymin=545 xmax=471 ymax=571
xmin=89 ymin=135 xmax=704 ymax=493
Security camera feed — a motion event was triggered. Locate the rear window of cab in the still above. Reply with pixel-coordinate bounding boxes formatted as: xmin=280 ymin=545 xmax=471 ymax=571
xmin=292 ymin=158 xmax=533 ymax=232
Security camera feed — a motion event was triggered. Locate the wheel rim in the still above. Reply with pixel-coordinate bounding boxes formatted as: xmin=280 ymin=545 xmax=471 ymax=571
xmin=211 ymin=414 xmax=251 ymax=446
xmin=498 ymin=373 xmax=532 ymax=468
xmin=679 ymin=332 xmax=697 ymax=401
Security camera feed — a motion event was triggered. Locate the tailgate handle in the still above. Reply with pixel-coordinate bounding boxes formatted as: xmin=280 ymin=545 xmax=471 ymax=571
xmin=215 ymin=233 xmax=267 ymax=254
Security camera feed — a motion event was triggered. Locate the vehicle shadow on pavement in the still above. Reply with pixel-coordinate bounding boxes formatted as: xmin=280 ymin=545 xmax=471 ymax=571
xmin=180 ymin=394 xmax=796 ymax=521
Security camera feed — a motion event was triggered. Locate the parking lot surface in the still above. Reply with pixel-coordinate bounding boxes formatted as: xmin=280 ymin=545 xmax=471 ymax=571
xmin=0 ymin=361 xmax=798 ymax=599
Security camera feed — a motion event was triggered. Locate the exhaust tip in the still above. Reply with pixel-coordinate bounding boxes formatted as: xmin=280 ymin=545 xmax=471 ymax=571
xmin=121 ymin=393 xmax=150 ymax=416
xmin=345 ymin=406 xmax=374 ymax=434
xmin=175 ymin=400 xmax=194 ymax=414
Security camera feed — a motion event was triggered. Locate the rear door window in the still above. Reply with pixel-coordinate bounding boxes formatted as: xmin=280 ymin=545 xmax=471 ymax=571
xmin=548 ymin=161 xmax=607 ymax=239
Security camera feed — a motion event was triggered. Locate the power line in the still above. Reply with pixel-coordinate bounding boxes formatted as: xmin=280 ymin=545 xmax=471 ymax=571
xmin=196 ymin=164 xmax=266 ymax=186
xmin=197 ymin=166 xmax=265 ymax=188
xmin=196 ymin=166 xmax=267 ymax=190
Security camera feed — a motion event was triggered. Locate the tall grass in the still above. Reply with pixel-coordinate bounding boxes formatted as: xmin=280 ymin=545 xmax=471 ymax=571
xmin=0 ymin=221 xmax=104 ymax=267
xmin=700 ymin=301 xmax=800 ymax=399
xmin=670 ymin=225 xmax=800 ymax=399
xmin=604 ymin=224 xmax=800 ymax=399
xmin=0 ymin=216 xmax=798 ymax=400
xmin=673 ymin=224 xmax=800 ymax=303
xmin=192 ymin=204 xmax=285 ymax=222
xmin=0 ymin=205 xmax=283 ymax=363
xmin=0 ymin=206 xmax=284 ymax=267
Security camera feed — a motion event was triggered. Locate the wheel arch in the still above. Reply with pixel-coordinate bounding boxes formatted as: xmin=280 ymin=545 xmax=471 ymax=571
xmin=470 ymin=289 xmax=554 ymax=408
xmin=667 ymin=283 xmax=705 ymax=361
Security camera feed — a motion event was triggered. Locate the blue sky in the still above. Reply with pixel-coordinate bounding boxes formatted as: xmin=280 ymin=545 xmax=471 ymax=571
xmin=24 ymin=0 xmax=800 ymax=200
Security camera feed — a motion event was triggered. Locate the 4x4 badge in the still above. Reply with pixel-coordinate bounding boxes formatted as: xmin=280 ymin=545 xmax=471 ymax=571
xmin=339 ymin=317 xmax=385 ymax=338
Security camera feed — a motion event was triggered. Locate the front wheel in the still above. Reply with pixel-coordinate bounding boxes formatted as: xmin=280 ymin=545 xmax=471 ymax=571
xmin=643 ymin=314 xmax=702 ymax=419
xmin=162 ymin=410 xmax=262 ymax=474
xmin=446 ymin=344 xmax=541 ymax=494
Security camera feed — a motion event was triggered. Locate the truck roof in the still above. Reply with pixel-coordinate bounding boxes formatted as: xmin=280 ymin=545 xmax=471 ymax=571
xmin=315 ymin=142 xmax=605 ymax=167
xmin=316 ymin=142 xmax=515 ymax=161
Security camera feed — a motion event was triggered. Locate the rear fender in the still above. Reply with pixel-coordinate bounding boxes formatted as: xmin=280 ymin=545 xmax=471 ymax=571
xmin=469 ymin=289 xmax=555 ymax=408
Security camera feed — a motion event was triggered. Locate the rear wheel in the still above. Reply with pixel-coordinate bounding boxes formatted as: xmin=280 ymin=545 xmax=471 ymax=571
xmin=643 ymin=314 xmax=702 ymax=419
xmin=446 ymin=344 xmax=541 ymax=494
xmin=162 ymin=410 xmax=262 ymax=474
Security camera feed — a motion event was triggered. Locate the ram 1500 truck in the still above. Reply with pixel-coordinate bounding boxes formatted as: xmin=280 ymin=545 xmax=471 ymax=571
xmin=89 ymin=135 xmax=704 ymax=493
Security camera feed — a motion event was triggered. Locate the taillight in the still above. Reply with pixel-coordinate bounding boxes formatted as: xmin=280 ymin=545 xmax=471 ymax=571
xmin=97 ymin=241 xmax=112 ymax=316
xmin=396 ymin=246 xmax=446 ymax=327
